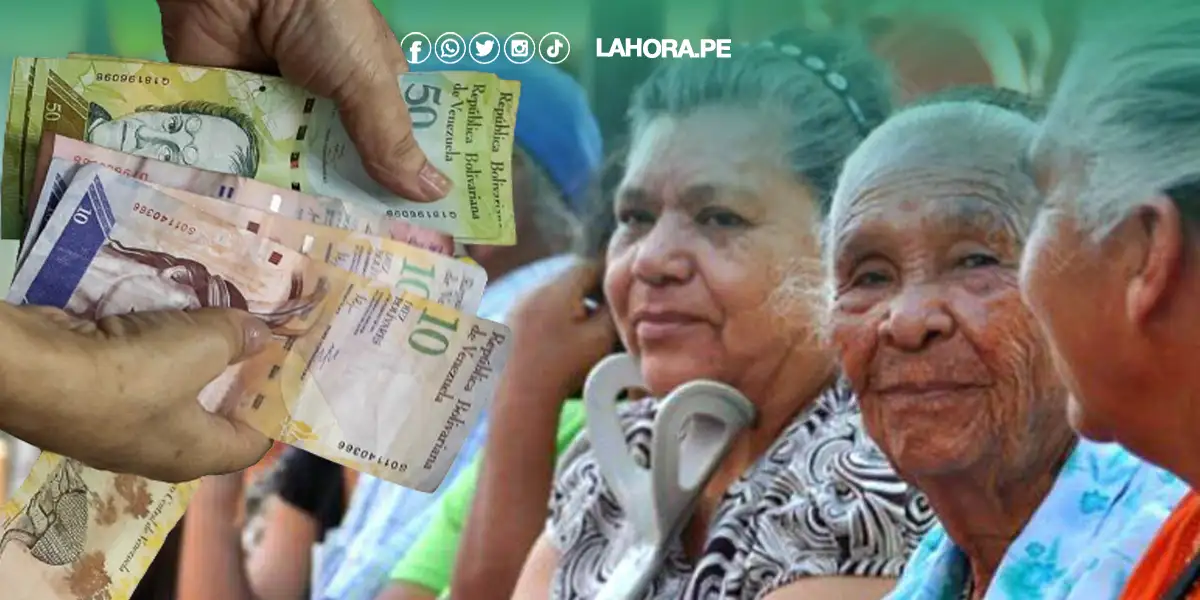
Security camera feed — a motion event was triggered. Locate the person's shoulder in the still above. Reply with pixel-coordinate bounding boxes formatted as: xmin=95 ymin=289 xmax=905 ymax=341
xmin=771 ymin=383 xmax=919 ymax=505
xmin=547 ymin=398 xmax=655 ymax=541
xmin=1005 ymin=441 xmax=1191 ymax=598
xmin=886 ymin=525 xmax=961 ymax=592
xmin=773 ymin=379 xmax=876 ymax=454
xmin=1069 ymin=439 xmax=1188 ymax=511
xmin=743 ymin=382 xmax=934 ymax=577
xmin=1070 ymin=440 xmax=1190 ymax=539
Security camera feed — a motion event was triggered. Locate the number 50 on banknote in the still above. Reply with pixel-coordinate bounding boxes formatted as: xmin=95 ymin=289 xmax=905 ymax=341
xmin=3 ymin=57 xmax=519 ymax=244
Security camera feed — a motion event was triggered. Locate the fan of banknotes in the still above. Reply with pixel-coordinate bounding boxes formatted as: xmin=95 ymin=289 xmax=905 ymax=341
xmin=0 ymin=55 xmax=518 ymax=598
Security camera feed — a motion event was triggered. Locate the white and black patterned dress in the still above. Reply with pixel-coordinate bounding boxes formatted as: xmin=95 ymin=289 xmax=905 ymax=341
xmin=547 ymin=383 xmax=935 ymax=599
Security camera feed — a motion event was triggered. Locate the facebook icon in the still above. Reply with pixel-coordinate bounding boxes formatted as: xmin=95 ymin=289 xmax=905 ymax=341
xmin=400 ymin=32 xmax=431 ymax=64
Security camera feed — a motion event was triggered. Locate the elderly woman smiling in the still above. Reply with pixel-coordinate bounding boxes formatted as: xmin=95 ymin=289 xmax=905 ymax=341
xmin=494 ymin=29 xmax=934 ymax=600
xmin=823 ymin=95 xmax=1187 ymax=600
xmin=1017 ymin=2 xmax=1200 ymax=598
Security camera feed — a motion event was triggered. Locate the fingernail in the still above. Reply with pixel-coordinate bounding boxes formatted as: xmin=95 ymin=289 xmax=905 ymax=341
xmin=419 ymin=162 xmax=453 ymax=200
xmin=242 ymin=317 xmax=271 ymax=357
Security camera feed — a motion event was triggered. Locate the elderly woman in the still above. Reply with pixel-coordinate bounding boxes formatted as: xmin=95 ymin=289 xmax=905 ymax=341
xmin=822 ymin=93 xmax=1187 ymax=600
xmin=1016 ymin=2 xmax=1200 ymax=598
xmin=459 ymin=29 xmax=937 ymax=600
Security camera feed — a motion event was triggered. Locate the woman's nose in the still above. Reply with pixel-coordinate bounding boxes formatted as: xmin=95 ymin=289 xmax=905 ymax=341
xmin=631 ymin=222 xmax=693 ymax=286
xmin=878 ymin=285 xmax=956 ymax=351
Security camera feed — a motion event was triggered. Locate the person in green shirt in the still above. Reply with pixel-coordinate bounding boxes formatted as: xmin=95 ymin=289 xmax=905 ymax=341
xmin=377 ymin=401 xmax=589 ymax=600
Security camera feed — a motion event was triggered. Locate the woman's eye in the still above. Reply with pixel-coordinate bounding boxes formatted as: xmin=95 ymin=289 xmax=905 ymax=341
xmin=850 ymin=270 xmax=892 ymax=288
xmin=959 ymin=253 xmax=1000 ymax=269
xmin=697 ymin=209 xmax=748 ymax=228
xmin=616 ymin=208 xmax=654 ymax=226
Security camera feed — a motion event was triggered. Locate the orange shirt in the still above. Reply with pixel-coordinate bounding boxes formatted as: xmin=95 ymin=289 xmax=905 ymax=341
xmin=1121 ymin=491 xmax=1200 ymax=600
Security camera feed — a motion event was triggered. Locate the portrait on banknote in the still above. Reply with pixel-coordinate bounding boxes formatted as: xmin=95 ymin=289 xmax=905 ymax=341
xmin=67 ymin=239 xmax=328 ymax=327
xmin=84 ymin=100 xmax=261 ymax=177
xmin=43 ymin=69 xmax=262 ymax=178
xmin=62 ymin=238 xmax=330 ymax=416
xmin=0 ymin=455 xmax=191 ymax=599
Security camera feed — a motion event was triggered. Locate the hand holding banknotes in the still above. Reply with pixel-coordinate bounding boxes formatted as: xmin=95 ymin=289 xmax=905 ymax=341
xmin=0 ymin=302 xmax=273 ymax=482
xmin=157 ymin=0 xmax=452 ymax=202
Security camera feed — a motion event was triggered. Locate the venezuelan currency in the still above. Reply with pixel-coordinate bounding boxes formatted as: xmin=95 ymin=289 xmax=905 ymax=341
xmin=11 ymin=164 xmax=511 ymax=491
xmin=23 ymin=135 xmax=459 ymax=261
xmin=28 ymin=158 xmax=487 ymax=314
xmin=145 ymin=181 xmax=487 ymax=312
xmin=3 ymin=56 xmax=520 ymax=244
xmin=0 ymin=454 xmax=194 ymax=600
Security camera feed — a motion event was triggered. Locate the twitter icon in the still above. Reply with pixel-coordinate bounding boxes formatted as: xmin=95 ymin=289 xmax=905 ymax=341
xmin=469 ymin=32 xmax=501 ymax=65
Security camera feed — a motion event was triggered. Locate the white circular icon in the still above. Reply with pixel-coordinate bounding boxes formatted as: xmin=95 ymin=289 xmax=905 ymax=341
xmin=469 ymin=32 xmax=501 ymax=65
xmin=435 ymin=32 xmax=466 ymax=64
xmin=400 ymin=32 xmax=432 ymax=65
xmin=504 ymin=32 xmax=537 ymax=65
xmin=538 ymin=32 xmax=571 ymax=65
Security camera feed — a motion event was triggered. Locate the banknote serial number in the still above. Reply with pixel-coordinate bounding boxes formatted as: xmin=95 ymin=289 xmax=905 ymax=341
xmin=385 ymin=209 xmax=458 ymax=220
xmin=337 ymin=441 xmax=408 ymax=473
xmin=131 ymin=202 xmax=196 ymax=235
xmin=95 ymin=72 xmax=171 ymax=85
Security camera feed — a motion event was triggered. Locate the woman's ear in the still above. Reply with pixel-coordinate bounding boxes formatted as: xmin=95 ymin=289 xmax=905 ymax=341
xmin=1125 ymin=195 xmax=1185 ymax=327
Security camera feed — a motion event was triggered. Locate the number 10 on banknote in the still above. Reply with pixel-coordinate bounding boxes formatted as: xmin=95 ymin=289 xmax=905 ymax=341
xmin=11 ymin=165 xmax=514 ymax=493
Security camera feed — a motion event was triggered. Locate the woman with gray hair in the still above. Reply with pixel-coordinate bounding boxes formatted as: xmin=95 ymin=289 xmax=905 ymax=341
xmin=823 ymin=92 xmax=1186 ymax=600
xmin=1017 ymin=1 xmax=1200 ymax=598
xmin=499 ymin=28 xmax=933 ymax=599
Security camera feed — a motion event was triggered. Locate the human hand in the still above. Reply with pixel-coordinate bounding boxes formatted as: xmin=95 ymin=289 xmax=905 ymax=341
xmin=157 ymin=0 xmax=451 ymax=201
xmin=504 ymin=260 xmax=618 ymax=401
xmin=0 ymin=303 xmax=273 ymax=483
xmin=200 ymin=471 xmax=248 ymax=501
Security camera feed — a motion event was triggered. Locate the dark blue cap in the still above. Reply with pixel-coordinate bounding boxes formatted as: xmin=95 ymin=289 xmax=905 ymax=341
xmin=410 ymin=54 xmax=603 ymax=214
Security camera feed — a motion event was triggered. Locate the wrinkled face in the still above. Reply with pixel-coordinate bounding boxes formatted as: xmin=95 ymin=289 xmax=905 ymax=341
xmin=88 ymin=110 xmax=252 ymax=174
xmin=1019 ymin=156 xmax=1137 ymax=442
xmin=604 ymin=107 xmax=826 ymax=396
xmin=829 ymin=173 xmax=1068 ymax=479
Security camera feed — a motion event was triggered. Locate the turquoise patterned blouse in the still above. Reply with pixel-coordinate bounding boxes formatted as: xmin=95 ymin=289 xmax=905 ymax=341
xmin=887 ymin=440 xmax=1187 ymax=600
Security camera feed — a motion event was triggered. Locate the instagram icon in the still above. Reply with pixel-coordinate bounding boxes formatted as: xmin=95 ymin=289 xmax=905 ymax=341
xmin=401 ymin=32 xmax=432 ymax=65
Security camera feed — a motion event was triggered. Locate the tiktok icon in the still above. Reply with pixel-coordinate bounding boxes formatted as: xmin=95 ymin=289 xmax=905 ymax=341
xmin=539 ymin=32 xmax=571 ymax=64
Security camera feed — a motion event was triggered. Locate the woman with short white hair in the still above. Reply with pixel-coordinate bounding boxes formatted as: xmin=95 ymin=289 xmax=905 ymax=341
xmin=823 ymin=89 xmax=1186 ymax=600
xmin=1018 ymin=1 xmax=1200 ymax=598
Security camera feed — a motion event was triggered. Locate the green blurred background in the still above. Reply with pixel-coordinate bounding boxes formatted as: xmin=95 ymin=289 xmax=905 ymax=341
xmin=0 ymin=0 xmax=1089 ymax=149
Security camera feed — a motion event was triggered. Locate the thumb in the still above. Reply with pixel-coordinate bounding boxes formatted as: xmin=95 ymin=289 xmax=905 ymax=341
xmin=335 ymin=59 xmax=453 ymax=203
xmin=183 ymin=408 xmax=273 ymax=478
xmin=162 ymin=310 xmax=273 ymax=477
xmin=108 ymin=308 xmax=272 ymax=375
xmin=153 ymin=399 xmax=272 ymax=481
xmin=177 ymin=308 xmax=274 ymax=366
